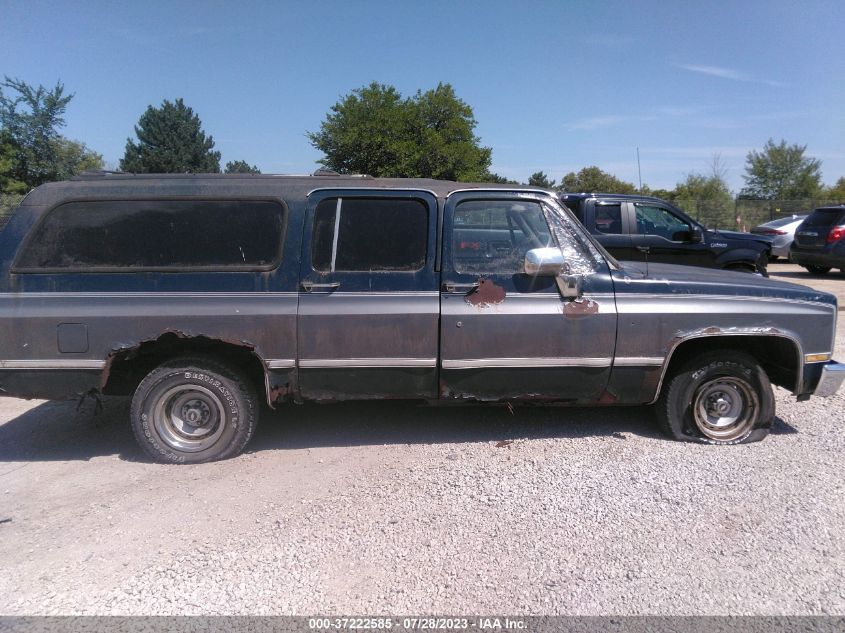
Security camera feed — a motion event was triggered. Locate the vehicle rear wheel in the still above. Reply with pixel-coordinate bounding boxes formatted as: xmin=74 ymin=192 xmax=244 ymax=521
xmin=805 ymin=265 xmax=831 ymax=275
xmin=656 ymin=350 xmax=774 ymax=444
xmin=130 ymin=356 xmax=258 ymax=463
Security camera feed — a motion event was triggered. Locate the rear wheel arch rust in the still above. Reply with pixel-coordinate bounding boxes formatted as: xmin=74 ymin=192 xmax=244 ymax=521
xmin=99 ymin=332 xmax=281 ymax=406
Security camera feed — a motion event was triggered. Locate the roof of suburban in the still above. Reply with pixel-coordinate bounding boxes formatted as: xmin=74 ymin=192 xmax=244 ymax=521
xmin=20 ymin=171 xmax=550 ymax=207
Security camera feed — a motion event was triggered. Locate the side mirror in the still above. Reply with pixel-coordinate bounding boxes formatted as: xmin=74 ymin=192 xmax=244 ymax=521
xmin=524 ymin=247 xmax=565 ymax=277
xmin=690 ymin=226 xmax=704 ymax=243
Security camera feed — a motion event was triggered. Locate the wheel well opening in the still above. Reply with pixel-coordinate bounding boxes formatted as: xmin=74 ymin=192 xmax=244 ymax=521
xmin=664 ymin=335 xmax=800 ymax=392
xmin=102 ymin=333 xmax=266 ymax=398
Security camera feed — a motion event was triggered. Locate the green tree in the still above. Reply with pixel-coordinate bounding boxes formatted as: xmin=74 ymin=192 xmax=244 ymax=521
xmin=826 ymin=177 xmax=845 ymax=202
xmin=224 ymin=160 xmax=260 ymax=174
xmin=528 ymin=171 xmax=555 ymax=188
xmin=0 ymin=130 xmax=26 ymax=193
xmin=121 ymin=98 xmax=221 ymax=173
xmin=674 ymin=171 xmax=732 ymax=203
xmin=481 ymin=171 xmax=517 ymax=184
xmin=560 ymin=166 xmax=637 ymax=194
xmin=308 ymin=81 xmax=491 ymax=181
xmin=53 ymin=138 xmax=103 ymax=178
xmin=672 ymin=172 xmax=733 ymax=218
xmin=741 ymin=139 xmax=823 ymax=199
xmin=0 ymin=76 xmax=100 ymax=190
xmin=643 ymin=187 xmax=675 ymax=201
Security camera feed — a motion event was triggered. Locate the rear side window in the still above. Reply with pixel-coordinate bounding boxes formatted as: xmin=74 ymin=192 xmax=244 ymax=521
xmin=803 ymin=208 xmax=845 ymax=227
xmin=312 ymin=197 xmax=428 ymax=272
xmin=594 ymin=203 xmax=622 ymax=234
xmin=15 ymin=199 xmax=285 ymax=271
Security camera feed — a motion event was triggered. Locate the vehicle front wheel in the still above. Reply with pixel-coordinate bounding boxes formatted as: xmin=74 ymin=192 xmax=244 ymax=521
xmin=656 ymin=351 xmax=774 ymax=444
xmin=130 ymin=357 xmax=258 ymax=463
xmin=805 ymin=265 xmax=831 ymax=275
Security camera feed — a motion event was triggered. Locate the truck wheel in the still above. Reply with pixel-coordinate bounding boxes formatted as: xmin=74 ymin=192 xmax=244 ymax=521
xmin=656 ymin=351 xmax=774 ymax=445
xmin=130 ymin=357 xmax=258 ymax=463
xmin=805 ymin=265 xmax=831 ymax=275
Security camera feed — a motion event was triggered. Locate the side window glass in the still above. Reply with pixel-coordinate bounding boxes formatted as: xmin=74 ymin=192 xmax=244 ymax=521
xmin=312 ymin=197 xmax=428 ymax=272
xmin=635 ymin=205 xmax=690 ymax=241
xmin=594 ymin=203 xmax=623 ymax=234
xmin=15 ymin=200 xmax=284 ymax=270
xmin=452 ymin=200 xmax=553 ymax=274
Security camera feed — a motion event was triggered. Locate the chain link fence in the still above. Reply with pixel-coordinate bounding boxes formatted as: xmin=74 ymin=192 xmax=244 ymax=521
xmin=673 ymin=198 xmax=844 ymax=231
xmin=0 ymin=194 xmax=24 ymax=229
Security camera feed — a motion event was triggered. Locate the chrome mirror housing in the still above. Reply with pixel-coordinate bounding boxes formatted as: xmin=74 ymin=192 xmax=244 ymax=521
xmin=523 ymin=247 xmax=565 ymax=277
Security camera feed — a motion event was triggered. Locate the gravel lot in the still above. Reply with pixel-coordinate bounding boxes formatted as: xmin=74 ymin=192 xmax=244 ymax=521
xmin=1 ymin=263 xmax=844 ymax=615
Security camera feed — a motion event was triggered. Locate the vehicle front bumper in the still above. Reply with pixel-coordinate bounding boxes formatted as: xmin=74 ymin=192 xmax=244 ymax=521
xmin=815 ymin=361 xmax=845 ymax=397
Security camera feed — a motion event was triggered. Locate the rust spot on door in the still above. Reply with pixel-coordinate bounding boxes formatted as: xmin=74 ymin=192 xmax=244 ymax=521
xmin=563 ymin=297 xmax=599 ymax=317
xmin=465 ymin=279 xmax=506 ymax=307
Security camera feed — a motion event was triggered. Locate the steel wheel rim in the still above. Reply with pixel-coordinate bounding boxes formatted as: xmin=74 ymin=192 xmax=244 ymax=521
xmin=153 ymin=384 xmax=226 ymax=452
xmin=692 ymin=376 xmax=758 ymax=441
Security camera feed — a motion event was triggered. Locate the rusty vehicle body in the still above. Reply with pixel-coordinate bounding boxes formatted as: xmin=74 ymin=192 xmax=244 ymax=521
xmin=1 ymin=172 xmax=843 ymax=462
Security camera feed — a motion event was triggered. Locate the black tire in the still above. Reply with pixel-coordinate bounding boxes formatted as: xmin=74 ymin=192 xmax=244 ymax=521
xmin=656 ymin=350 xmax=775 ymax=445
xmin=130 ymin=356 xmax=258 ymax=463
xmin=805 ymin=265 xmax=831 ymax=275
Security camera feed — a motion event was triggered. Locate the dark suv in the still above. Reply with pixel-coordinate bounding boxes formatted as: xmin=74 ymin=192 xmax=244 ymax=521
xmin=560 ymin=193 xmax=772 ymax=274
xmin=790 ymin=205 xmax=845 ymax=275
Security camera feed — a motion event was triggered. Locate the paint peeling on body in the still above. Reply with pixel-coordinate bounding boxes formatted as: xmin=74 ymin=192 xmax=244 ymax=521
xmin=465 ymin=279 xmax=506 ymax=307
xmin=563 ymin=297 xmax=599 ymax=317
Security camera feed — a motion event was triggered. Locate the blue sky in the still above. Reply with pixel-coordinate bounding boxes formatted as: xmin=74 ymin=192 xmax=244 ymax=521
xmin=2 ymin=0 xmax=843 ymax=191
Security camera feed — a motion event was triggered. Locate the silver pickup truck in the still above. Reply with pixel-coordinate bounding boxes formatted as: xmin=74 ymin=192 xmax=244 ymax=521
xmin=1 ymin=172 xmax=842 ymax=462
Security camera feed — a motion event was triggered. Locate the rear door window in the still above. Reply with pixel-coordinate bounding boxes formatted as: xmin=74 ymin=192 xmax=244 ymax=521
xmin=594 ymin=203 xmax=623 ymax=234
xmin=311 ymin=197 xmax=428 ymax=272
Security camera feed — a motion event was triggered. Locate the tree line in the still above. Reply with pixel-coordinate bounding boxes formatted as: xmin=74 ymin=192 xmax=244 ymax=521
xmin=2 ymin=76 xmax=843 ymax=206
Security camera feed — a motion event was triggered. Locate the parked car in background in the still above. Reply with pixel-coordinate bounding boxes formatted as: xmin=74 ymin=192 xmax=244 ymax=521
xmin=790 ymin=205 xmax=845 ymax=275
xmin=750 ymin=215 xmax=807 ymax=260
xmin=560 ymin=193 xmax=772 ymax=274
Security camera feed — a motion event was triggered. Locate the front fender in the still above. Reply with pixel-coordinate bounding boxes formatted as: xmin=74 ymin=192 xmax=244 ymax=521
xmin=714 ymin=246 xmax=769 ymax=269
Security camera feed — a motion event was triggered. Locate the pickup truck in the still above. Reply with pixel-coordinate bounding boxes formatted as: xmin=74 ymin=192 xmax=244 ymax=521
xmin=560 ymin=192 xmax=772 ymax=274
xmin=0 ymin=173 xmax=841 ymax=463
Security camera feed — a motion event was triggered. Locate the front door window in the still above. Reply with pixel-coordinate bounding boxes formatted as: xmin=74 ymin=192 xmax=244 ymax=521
xmin=635 ymin=205 xmax=691 ymax=242
xmin=452 ymin=199 xmax=553 ymax=275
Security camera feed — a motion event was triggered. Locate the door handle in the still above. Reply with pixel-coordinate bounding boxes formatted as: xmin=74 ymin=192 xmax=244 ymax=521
xmin=301 ymin=281 xmax=341 ymax=293
xmin=636 ymin=246 xmax=651 ymax=253
xmin=443 ymin=282 xmax=480 ymax=293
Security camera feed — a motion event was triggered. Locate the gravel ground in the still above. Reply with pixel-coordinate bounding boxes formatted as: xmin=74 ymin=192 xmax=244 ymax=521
xmin=1 ymin=268 xmax=844 ymax=616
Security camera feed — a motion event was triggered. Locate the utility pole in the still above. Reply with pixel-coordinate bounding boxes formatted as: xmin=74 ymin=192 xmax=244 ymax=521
xmin=636 ymin=147 xmax=643 ymax=193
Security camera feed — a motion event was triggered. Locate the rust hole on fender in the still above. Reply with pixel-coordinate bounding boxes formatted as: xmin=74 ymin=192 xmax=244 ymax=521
xmin=465 ymin=279 xmax=506 ymax=307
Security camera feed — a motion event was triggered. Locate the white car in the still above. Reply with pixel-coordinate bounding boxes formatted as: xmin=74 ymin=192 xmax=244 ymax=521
xmin=750 ymin=215 xmax=807 ymax=259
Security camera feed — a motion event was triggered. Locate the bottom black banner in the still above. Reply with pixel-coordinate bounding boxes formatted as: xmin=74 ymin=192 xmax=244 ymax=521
xmin=1 ymin=616 xmax=843 ymax=633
